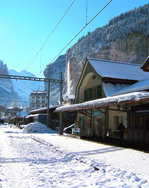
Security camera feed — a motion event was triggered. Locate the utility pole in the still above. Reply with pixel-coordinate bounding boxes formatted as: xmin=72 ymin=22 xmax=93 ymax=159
xmin=59 ymin=72 xmax=63 ymax=135
xmin=47 ymin=80 xmax=50 ymax=127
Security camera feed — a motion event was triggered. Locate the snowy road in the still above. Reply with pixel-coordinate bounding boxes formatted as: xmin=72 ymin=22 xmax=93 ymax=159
xmin=0 ymin=125 xmax=149 ymax=188
xmin=0 ymin=126 xmax=95 ymax=188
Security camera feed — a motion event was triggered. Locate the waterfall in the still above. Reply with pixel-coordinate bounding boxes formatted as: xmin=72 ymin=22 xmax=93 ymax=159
xmin=67 ymin=60 xmax=70 ymax=97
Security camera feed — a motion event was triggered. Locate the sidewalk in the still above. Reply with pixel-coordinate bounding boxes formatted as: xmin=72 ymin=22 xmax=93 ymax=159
xmin=32 ymin=133 xmax=149 ymax=180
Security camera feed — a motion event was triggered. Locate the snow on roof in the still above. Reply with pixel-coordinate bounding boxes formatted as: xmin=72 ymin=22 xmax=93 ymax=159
xmin=29 ymin=105 xmax=60 ymax=114
xmin=31 ymin=91 xmax=47 ymax=94
xmin=102 ymin=82 xmax=130 ymax=97
xmin=88 ymin=58 xmax=149 ymax=81
xmin=112 ymin=79 xmax=149 ymax=96
xmin=6 ymin=107 xmax=22 ymax=111
xmin=55 ymin=91 xmax=149 ymax=112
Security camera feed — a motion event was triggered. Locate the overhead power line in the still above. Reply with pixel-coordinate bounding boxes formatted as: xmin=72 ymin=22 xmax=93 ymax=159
xmin=25 ymin=0 xmax=76 ymax=71
xmin=37 ymin=0 xmax=113 ymax=76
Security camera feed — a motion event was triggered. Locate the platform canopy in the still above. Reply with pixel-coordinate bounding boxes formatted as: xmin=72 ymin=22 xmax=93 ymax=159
xmin=55 ymin=91 xmax=149 ymax=112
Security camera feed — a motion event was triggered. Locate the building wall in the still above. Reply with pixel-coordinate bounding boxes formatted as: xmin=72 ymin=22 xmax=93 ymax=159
xmin=77 ymin=106 xmax=127 ymax=139
xmin=108 ymin=107 xmax=127 ymax=137
xmin=29 ymin=92 xmax=48 ymax=111
xmin=77 ymin=109 xmax=105 ymax=138
xmin=76 ymin=63 xmax=105 ymax=103
xmin=128 ymin=104 xmax=149 ymax=147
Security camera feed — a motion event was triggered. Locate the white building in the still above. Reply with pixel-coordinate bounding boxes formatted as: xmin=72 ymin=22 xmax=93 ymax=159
xmin=29 ymin=91 xmax=48 ymax=111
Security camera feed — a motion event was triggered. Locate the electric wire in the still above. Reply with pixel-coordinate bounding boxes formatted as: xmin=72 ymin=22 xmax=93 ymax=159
xmin=37 ymin=0 xmax=113 ymax=76
xmin=25 ymin=0 xmax=76 ymax=71
xmin=16 ymin=0 xmax=112 ymax=108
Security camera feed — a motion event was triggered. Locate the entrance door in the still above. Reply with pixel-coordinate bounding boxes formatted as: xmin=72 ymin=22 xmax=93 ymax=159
xmin=134 ymin=115 xmax=149 ymax=146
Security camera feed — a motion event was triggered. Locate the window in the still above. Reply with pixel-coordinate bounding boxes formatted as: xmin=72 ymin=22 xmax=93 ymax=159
xmin=84 ymin=89 xmax=88 ymax=101
xmin=84 ymin=85 xmax=102 ymax=101
xmin=96 ymin=85 xmax=102 ymax=98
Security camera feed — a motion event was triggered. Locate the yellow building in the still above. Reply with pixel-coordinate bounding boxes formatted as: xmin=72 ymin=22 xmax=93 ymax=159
xmin=56 ymin=57 xmax=149 ymax=148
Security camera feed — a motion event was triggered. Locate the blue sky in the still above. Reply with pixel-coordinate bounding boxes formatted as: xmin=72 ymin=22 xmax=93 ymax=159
xmin=0 ymin=0 xmax=148 ymax=77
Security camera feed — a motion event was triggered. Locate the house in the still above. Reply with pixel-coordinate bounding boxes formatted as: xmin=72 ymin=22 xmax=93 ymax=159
xmin=75 ymin=58 xmax=149 ymax=103
xmin=55 ymin=58 xmax=149 ymax=148
xmin=75 ymin=58 xmax=149 ymax=138
xmin=3 ymin=107 xmax=23 ymax=122
xmin=28 ymin=105 xmax=76 ymax=130
xmin=27 ymin=106 xmax=59 ymax=129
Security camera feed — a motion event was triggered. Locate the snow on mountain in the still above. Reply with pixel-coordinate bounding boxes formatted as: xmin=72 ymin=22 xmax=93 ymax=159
xmin=8 ymin=69 xmax=44 ymax=105
xmin=0 ymin=61 xmax=19 ymax=106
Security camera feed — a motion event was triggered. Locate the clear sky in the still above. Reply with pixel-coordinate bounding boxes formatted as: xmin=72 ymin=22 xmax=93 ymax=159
xmin=0 ymin=0 xmax=149 ymax=77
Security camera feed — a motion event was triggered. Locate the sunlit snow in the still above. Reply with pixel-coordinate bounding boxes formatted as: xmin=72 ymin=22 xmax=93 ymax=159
xmin=0 ymin=123 xmax=148 ymax=188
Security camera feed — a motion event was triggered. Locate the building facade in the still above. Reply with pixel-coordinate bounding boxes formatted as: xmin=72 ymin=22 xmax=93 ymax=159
xmin=29 ymin=91 xmax=48 ymax=111
xmin=55 ymin=57 xmax=149 ymax=148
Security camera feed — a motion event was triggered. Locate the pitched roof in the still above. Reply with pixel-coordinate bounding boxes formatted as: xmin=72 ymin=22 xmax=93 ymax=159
xmin=88 ymin=58 xmax=149 ymax=81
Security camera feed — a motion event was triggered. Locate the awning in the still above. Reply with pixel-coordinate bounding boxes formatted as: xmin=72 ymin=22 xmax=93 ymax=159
xmin=29 ymin=105 xmax=60 ymax=114
xmin=55 ymin=91 xmax=149 ymax=112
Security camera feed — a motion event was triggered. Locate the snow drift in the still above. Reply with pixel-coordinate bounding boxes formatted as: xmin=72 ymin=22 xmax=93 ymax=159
xmin=23 ymin=122 xmax=56 ymax=133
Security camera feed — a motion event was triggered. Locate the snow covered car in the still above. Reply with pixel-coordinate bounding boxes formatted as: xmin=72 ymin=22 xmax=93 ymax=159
xmin=63 ymin=123 xmax=80 ymax=135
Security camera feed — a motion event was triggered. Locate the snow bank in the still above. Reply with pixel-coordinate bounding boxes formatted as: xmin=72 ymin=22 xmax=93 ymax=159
xmin=23 ymin=122 xmax=56 ymax=133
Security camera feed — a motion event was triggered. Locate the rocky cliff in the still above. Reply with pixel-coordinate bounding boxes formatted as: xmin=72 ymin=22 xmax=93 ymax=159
xmin=44 ymin=3 xmax=149 ymax=102
xmin=44 ymin=55 xmax=66 ymax=105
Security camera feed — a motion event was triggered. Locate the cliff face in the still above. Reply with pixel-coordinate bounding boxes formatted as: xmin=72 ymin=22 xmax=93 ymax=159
xmin=0 ymin=60 xmax=20 ymax=106
xmin=44 ymin=4 xmax=149 ymax=103
xmin=66 ymin=4 xmax=149 ymax=95
xmin=44 ymin=55 xmax=66 ymax=105
xmin=91 ymin=33 xmax=149 ymax=64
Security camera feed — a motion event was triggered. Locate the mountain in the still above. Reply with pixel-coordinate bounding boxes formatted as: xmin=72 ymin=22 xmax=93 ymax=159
xmin=8 ymin=69 xmax=44 ymax=106
xmin=44 ymin=4 xmax=149 ymax=102
xmin=0 ymin=60 xmax=44 ymax=107
xmin=66 ymin=3 xmax=149 ymax=95
xmin=0 ymin=60 xmax=20 ymax=106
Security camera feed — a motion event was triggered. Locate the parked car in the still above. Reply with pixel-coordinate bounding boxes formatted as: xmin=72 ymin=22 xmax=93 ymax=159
xmin=63 ymin=123 xmax=80 ymax=135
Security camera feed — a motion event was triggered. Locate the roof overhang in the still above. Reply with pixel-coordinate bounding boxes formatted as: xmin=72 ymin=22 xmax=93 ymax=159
xmin=29 ymin=105 xmax=60 ymax=115
xmin=55 ymin=91 xmax=149 ymax=112
xmin=140 ymin=56 xmax=149 ymax=72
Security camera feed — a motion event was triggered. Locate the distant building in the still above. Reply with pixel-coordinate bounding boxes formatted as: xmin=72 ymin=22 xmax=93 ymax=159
xmin=2 ymin=107 xmax=23 ymax=122
xmin=29 ymin=91 xmax=48 ymax=111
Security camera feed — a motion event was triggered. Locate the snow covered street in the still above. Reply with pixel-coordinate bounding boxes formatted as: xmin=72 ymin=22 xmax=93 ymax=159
xmin=0 ymin=124 xmax=149 ymax=188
